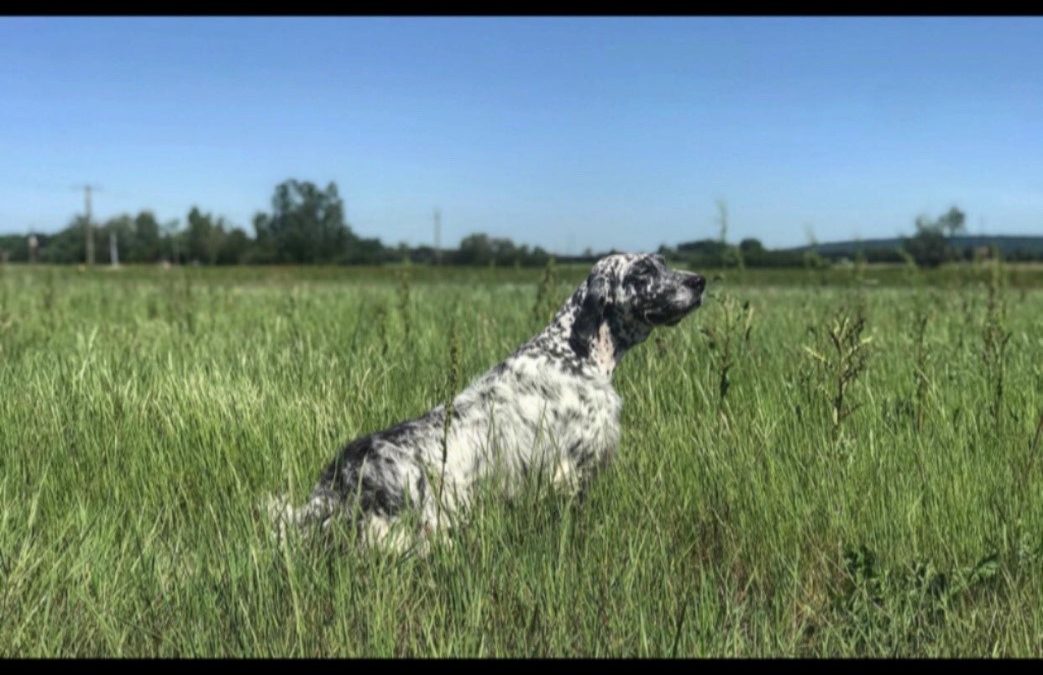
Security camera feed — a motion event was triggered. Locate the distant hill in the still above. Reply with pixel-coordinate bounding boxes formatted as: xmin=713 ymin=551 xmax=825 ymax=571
xmin=785 ymin=235 xmax=1043 ymax=257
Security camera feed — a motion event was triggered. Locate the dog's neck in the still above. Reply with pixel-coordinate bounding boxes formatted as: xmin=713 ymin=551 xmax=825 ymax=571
xmin=587 ymin=321 xmax=619 ymax=376
xmin=533 ymin=295 xmax=637 ymax=377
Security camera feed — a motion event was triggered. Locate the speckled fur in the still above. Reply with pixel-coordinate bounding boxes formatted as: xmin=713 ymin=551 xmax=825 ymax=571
xmin=269 ymin=253 xmax=706 ymax=552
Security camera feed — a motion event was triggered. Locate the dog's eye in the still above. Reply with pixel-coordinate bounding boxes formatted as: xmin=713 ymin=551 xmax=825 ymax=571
xmin=633 ymin=260 xmax=657 ymax=277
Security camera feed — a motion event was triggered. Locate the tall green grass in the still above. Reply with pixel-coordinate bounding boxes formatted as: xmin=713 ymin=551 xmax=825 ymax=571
xmin=0 ymin=263 xmax=1041 ymax=656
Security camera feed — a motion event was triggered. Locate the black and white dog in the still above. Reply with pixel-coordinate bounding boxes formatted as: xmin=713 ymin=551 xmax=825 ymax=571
xmin=270 ymin=253 xmax=706 ymax=551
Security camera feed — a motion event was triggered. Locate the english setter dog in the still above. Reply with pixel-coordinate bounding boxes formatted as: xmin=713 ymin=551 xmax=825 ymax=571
xmin=270 ymin=253 xmax=705 ymax=552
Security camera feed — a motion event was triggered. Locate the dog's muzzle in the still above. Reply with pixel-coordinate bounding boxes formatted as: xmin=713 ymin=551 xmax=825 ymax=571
xmin=682 ymin=272 xmax=706 ymax=296
xmin=646 ymin=272 xmax=706 ymax=326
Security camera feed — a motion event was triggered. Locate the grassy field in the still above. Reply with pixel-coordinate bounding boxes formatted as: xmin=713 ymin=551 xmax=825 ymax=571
xmin=1 ymin=261 xmax=1041 ymax=656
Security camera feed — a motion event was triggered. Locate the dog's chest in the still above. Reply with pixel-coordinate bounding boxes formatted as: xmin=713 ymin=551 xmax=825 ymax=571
xmin=573 ymin=376 xmax=621 ymax=443
xmin=452 ymin=353 xmax=624 ymax=485
xmin=575 ymin=378 xmax=623 ymax=464
xmin=509 ymin=359 xmax=622 ymax=462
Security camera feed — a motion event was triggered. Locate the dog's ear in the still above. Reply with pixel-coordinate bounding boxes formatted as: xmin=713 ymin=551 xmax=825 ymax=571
xmin=569 ymin=276 xmax=609 ymax=359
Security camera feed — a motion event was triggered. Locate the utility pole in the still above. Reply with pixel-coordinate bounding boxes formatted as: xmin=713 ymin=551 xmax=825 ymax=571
xmin=433 ymin=207 xmax=442 ymax=265
xmin=109 ymin=229 xmax=119 ymax=268
xmin=716 ymin=199 xmax=729 ymax=244
xmin=84 ymin=184 xmax=94 ymax=265
xmin=74 ymin=184 xmax=102 ymax=266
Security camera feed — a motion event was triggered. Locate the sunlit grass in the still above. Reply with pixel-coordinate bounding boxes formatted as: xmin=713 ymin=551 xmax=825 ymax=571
xmin=0 ymin=263 xmax=1041 ymax=656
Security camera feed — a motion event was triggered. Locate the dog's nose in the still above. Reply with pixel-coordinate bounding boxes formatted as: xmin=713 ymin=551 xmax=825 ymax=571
xmin=683 ymin=274 xmax=706 ymax=293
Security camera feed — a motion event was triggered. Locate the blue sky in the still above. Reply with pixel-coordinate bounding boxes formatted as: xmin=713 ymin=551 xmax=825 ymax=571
xmin=1 ymin=17 xmax=1041 ymax=251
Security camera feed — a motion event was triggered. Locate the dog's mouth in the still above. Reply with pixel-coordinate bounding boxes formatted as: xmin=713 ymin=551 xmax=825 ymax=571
xmin=644 ymin=295 xmax=703 ymax=326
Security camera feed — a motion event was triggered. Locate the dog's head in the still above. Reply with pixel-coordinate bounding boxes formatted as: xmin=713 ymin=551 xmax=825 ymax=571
xmin=569 ymin=253 xmax=706 ymax=359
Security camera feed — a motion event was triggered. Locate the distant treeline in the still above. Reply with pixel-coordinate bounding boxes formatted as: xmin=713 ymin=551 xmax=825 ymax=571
xmin=659 ymin=208 xmax=1043 ymax=269
xmin=2 ymin=181 xmax=1040 ymax=268
xmin=0 ymin=180 xmax=561 ymax=267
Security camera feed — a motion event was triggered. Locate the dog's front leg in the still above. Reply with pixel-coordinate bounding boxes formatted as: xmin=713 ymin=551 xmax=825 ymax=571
xmin=551 ymin=457 xmax=583 ymax=497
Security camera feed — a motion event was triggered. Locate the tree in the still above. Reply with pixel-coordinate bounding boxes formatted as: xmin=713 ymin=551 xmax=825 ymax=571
xmin=529 ymin=246 xmax=551 ymax=267
xmin=131 ymin=211 xmax=162 ymax=262
xmin=739 ymin=238 xmax=765 ymax=265
xmin=255 ymin=179 xmax=356 ymax=264
xmin=40 ymin=216 xmax=88 ymax=263
xmin=185 ymin=207 xmax=227 ymax=265
xmin=218 ymin=227 xmax=252 ymax=265
xmin=159 ymin=218 xmax=183 ymax=264
xmin=345 ymin=236 xmax=386 ymax=265
xmin=905 ymin=229 xmax=949 ymax=268
xmin=0 ymin=235 xmax=30 ymax=262
xmin=451 ymin=233 xmax=553 ymax=267
xmin=457 ymin=233 xmax=494 ymax=266
xmin=938 ymin=206 xmax=966 ymax=238
xmin=676 ymin=238 xmax=731 ymax=267
xmin=906 ymin=210 xmax=955 ymax=267
xmin=249 ymin=213 xmax=275 ymax=263
xmin=739 ymin=238 xmax=764 ymax=255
